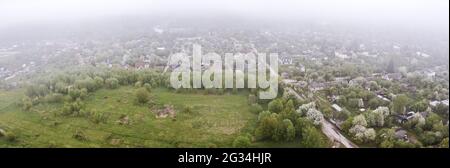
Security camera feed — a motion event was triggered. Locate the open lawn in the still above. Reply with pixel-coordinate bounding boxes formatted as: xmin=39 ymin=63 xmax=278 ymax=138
xmin=0 ymin=87 xmax=257 ymax=147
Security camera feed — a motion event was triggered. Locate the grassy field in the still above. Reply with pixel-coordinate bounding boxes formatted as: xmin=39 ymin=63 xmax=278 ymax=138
xmin=0 ymin=87 xmax=257 ymax=147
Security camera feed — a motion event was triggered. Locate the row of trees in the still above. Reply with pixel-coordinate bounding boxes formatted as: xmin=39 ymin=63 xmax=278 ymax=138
xmin=253 ymin=98 xmax=327 ymax=147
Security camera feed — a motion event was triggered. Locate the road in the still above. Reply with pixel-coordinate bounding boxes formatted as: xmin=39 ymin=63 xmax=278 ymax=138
xmin=283 ymin=86 xmax=358 ymax=148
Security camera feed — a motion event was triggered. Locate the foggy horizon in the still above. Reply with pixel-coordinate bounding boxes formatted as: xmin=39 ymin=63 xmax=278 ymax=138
xmin=0 ymin=0 xmax=448 ymax=33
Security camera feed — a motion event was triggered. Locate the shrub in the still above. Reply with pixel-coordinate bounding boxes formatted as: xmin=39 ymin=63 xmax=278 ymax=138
xmin=268 ymin=99 xmax=283 ymax=113
xmin=44 ymin=93 xmax=64 ymax=103
xmin=73 ymin=130 xmax=88 ymax=141
xmin=182 ymin=105 xmax=193 ymax=114
xmin=105 ymin=78 xmax=119 ymax=89
xmin=136 ymin=88 xmax=150 ymax=104
xmin=232 ymin=135 xmax=252 ymax=148
xmin=143 ymin=83 xmax=152 ymax=92
xmin=21 ymin=97 xmax=33 ymax=111
xmin=135 ymin=81 xmax=143 ymax=88
xmin=249 ymin=104 xmax=264 ymax=114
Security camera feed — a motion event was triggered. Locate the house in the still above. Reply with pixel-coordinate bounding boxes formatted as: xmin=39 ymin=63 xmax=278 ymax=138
xmin=334 ymin=52 xmax=349 ymax=59
xmin=297 ymin=64 xmax=306 ymax=72
xmin=395 ymin=129 xmax=409 ymax=141
xmin=357 ymin=98 xmax=364 ymax=108
xmin=281 ymin=72 xmax=290 ymax=79
xmin=430 ymin=100 xmax=449 ymax=107
xmin=294 ymin=81 xmax=308 ymax=89
xmin=282 ymin=79 xmax=297 ymax=85
xmin=134 ymin=60 xmax=145 ymax=69
xmin=377 ymin=95 xmax=391 ymax=102
xmin=332 ymin=104 xmax=343 ymax=112
xmin=309 ymin=82 xmax=325 ymax=92
xmin=382 ymin=73 xmax=402 ymax=81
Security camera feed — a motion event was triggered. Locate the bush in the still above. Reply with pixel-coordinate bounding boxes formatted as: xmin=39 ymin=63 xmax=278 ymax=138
xmin=68 ymin=88 xmax=81 ymax=100
xmin=249 ymin=104 xmax=263 ymax=114
xmin=80 ymin=88 xmax=88 ymax=99
xmin=143 ymin=83 xmax=152 ymax=92
xmin=268 ymin=99 xmax=283 ymax=113
xmin=86 ymin=110 xmax=109 ymax=124
xmin=232 ymin=135 xmax=252 ymax=148
xmin=21 ymin=97 xmax=33 ymax=111
xmin=182 ymin=105 xmax=193 ymax=114
xmin=44 ymin=93 xmax=64 ymax=103
xmin=73 ymin=130 xmax=88 ymax=141
xmin=105 ymin=78 xmax=119 ymax=89
xmin=135 ymin=81 xmax=143 ymax=88
xmin=136 ymin=88 xmax=150 ymax=104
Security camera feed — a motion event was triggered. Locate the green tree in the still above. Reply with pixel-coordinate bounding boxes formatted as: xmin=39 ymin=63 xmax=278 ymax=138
xmin=143 ymin=83 xmax=152 ymax=92
xmin=105 ymin=78 xmax=119 ymax=89
xmin=94 ymin=76 xmax=104 ymax=89
xmin=440 ymin=138 xmax=449 ymax=148
xmin=301 ymin=126 xmax=325 ymax=147
xmin=392 ymin=94 xmax=410 ymax=114
xmin=268 ymin=99 xmax=284 ymax=113
xmin=68 ymin=88 xmax=81 ymax=100
xmin=249 ymin=104 xmax=263 ymax=114
xmin=255 ymin=113 xmax=280 ymax=140
xmin=284 ymin=119 xmax=296 ymax=142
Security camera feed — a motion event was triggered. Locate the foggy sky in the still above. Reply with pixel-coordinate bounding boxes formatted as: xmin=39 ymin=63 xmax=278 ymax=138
xmin=0 ymin=0 xmax=448 ymax=33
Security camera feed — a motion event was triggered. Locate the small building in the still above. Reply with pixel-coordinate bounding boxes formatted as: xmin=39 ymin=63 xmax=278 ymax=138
xmin=395 ymin=129 xmax=409 ymax=141
xmin=332 ymin=104 xmax=343 ymax=112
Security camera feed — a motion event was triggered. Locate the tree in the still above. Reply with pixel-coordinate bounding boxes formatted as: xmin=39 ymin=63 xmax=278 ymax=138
xmin=143 ymin=83 xmax=152 ymax=92
xmin=366 ymin=110 xmax=385 ymax=127
xmin=255 ymin=113 xmax=280 ymax=140
xmin=105 ymin=78 xmax=119 ymax=89
xmin=434 ymin=103 xmax=449 ymax=118
xmin=296 ymin=102 xmax=316 ymax=116
xmin=68 ymin=88 xmax=81 ymax=100
xmin=44 ymin=93 xmax=64 ymax=103
xmin=284 ymin=119 xmax=296 ymax=142
xmin=387 ymin=56 xmax=395 ymax=73
xmin=364 ymin=128 xmax=376 ymax=142
xmin=440 ymin=138 xmax=449 ymax=148
xmin=410 ymin=100 xmax=428 ymax=112
xmin=369 ymin=81 xmax=380 ymax=91
xmin=80 ymin=88 xmax=88 ymax=99
xmin=282 ymin=100 xmax=296 ymax=120
xmin=249 ymin=104 xmax=263 ymax=114
xmin=376 ymin=128 xmax=396 ymax=148
xmin=136 ymin=88 xmax=150 ymax=104
xmin=94 ymin=76 xmax=104 ymax=89
xmin=305 ymin=108 xmax=323 ymax=126
xmin=232 ymin=135 xmax=252 ymax=148
xmin=135 ymin=81 xmax=143 ymax=88
xmin=352 ymin=115 xmax=368 ymax=127
xmin=368 ymin=98 xmax=380 ymax=109
xmin=55 ymin=82 xmax=68 ymax=94
xmin=392 ymin=94 xmax=410 ymax=114
xmin=301 ymin=126 xmax=325 ymax=147
xmin=268 ymin=99 xmax=283 ymax=113
xmin=425 ymin=113 xmax=442 ymax=131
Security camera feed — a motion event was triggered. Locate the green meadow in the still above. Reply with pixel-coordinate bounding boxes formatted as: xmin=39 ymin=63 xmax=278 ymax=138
xmin=0 ymin=87 xmax=257 ymax=147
